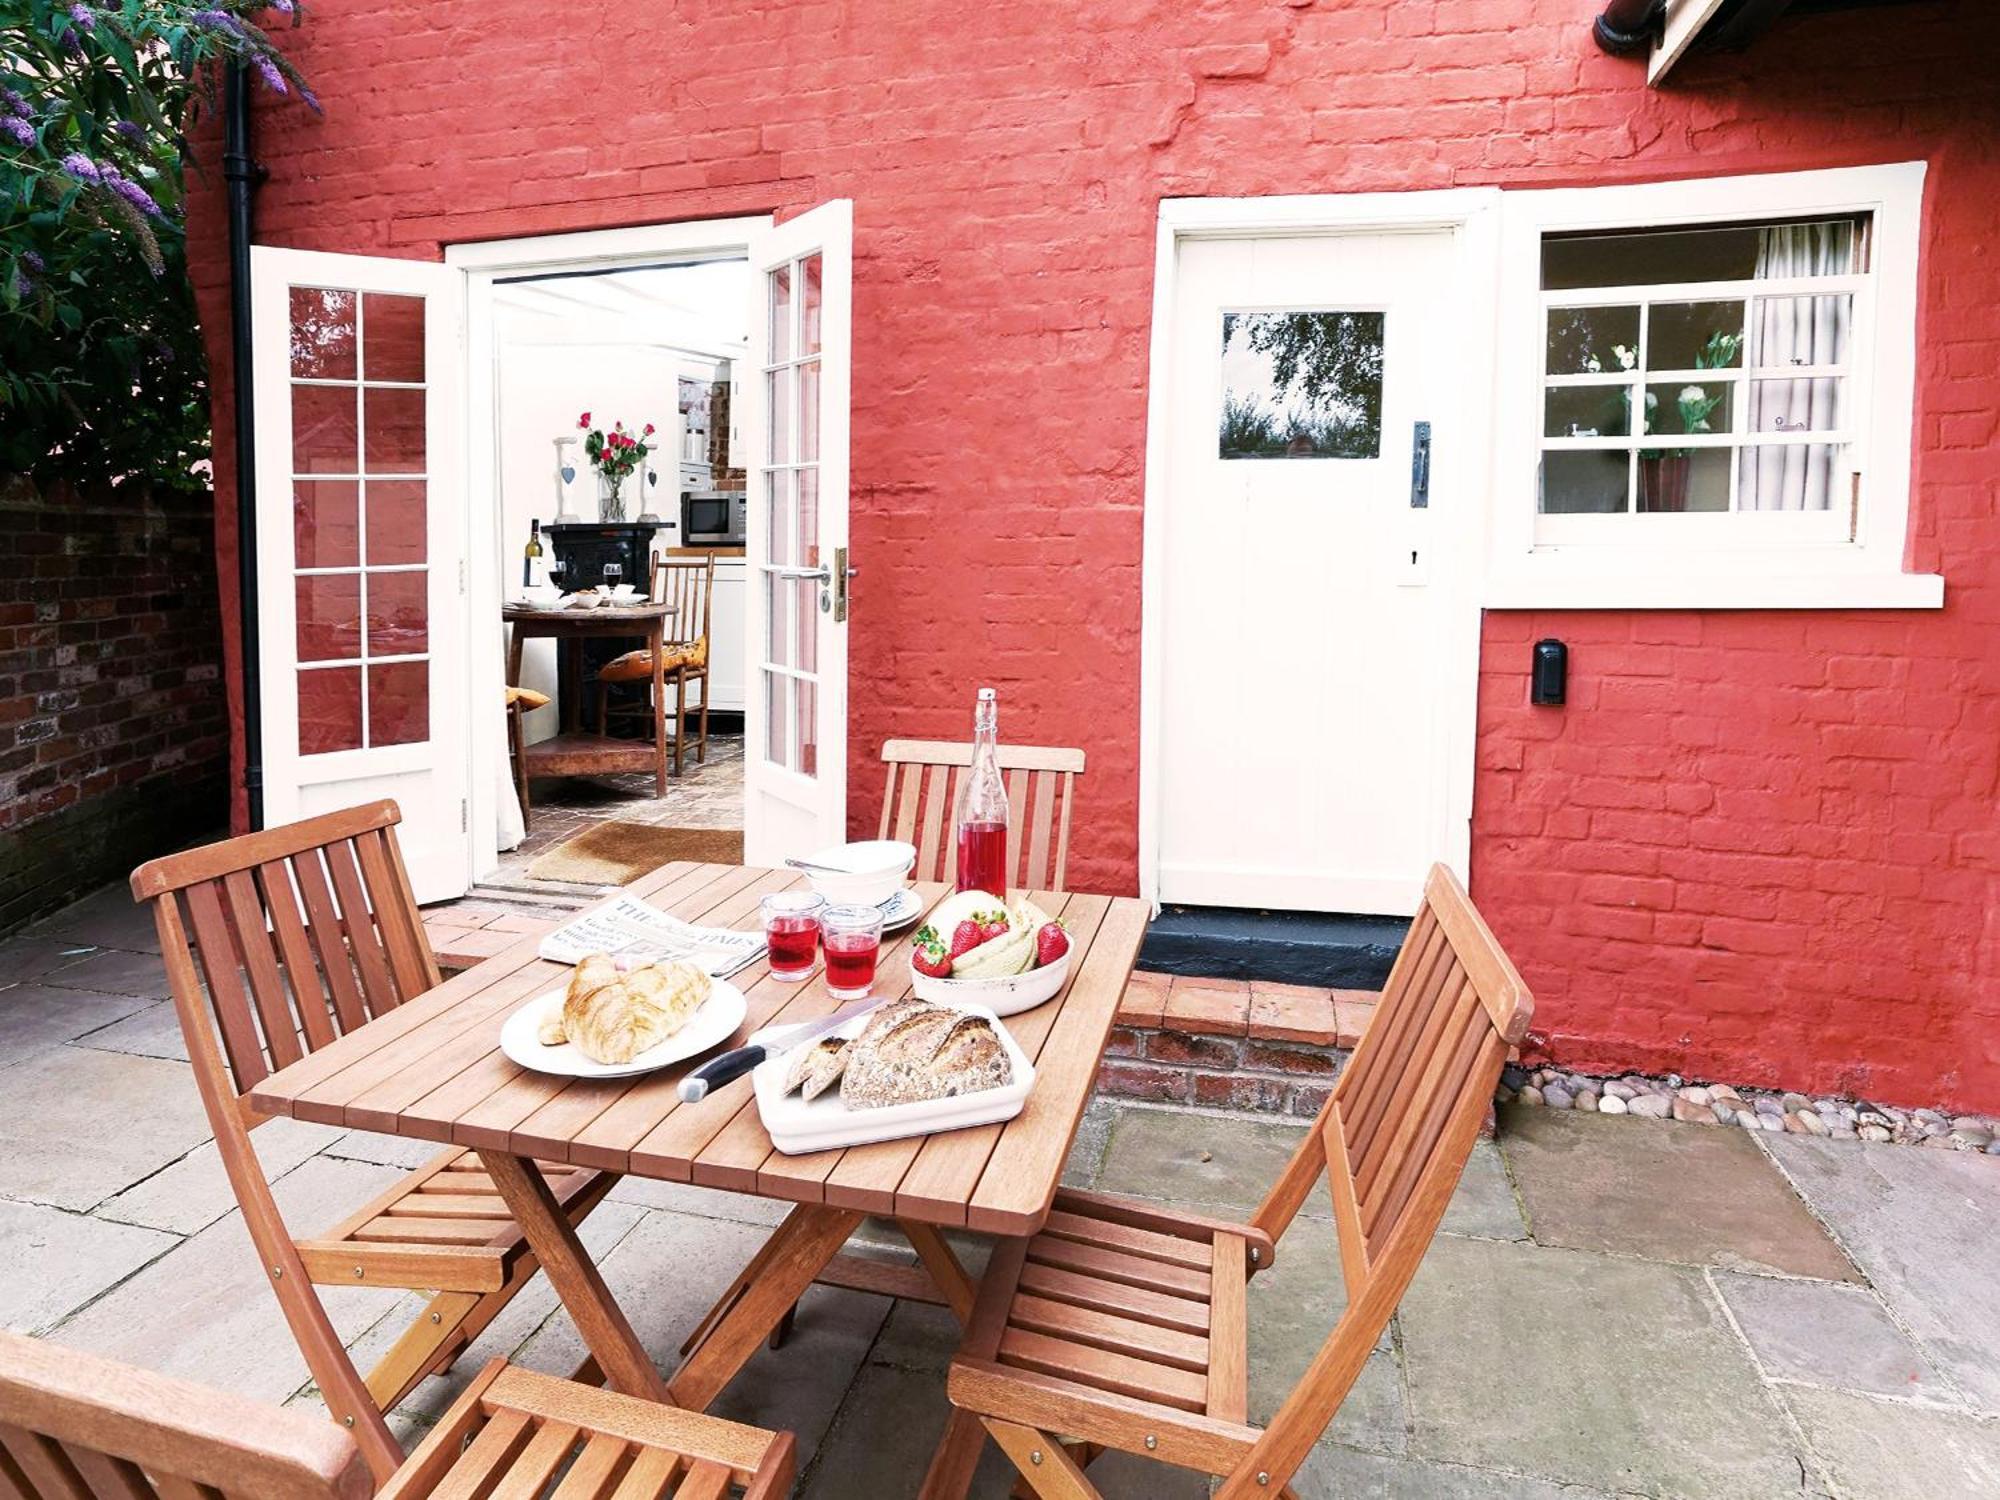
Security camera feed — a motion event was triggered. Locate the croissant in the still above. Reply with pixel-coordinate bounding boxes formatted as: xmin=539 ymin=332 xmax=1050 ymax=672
xmin=541 ymin=954 xmax=712 ymax=1064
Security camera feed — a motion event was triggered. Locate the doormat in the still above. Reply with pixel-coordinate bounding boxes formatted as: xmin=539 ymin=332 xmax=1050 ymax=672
xmin=527 ymin=822 xmax=744 ymax=886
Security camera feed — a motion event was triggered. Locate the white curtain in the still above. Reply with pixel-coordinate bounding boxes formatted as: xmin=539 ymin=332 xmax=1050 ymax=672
xmin=1740 ymin=222 xmax=1852 ymax=511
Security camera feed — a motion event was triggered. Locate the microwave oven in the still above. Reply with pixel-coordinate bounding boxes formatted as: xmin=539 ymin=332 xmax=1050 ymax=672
xmin=681 ymin=490 xmax=746 ymax=546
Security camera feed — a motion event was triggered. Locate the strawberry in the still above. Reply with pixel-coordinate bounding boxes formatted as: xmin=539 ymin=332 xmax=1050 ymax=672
xmin=911 ymin=938 xmax=953 ymax=979
xmin=949 ymin=919 xmax=986 ymax=958
xmin=1034 ymin=920 xmax=1070 ymax=968
xmin=976 ymin=911 xmax=1012 ymax=944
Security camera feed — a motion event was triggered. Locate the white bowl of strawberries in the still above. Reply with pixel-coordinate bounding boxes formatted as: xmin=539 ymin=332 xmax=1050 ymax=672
xmin=908 ymin=890 xmax=1072 ymax=1017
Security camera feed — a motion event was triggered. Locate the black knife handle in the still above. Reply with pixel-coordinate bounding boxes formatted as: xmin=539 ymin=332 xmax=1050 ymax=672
xmin=678 ymin=1043 xmax=767 ymax=1103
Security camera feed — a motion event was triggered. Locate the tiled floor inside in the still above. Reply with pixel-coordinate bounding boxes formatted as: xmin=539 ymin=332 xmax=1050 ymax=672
xmin=4 ymin=884 xmax=2000 ymax=1497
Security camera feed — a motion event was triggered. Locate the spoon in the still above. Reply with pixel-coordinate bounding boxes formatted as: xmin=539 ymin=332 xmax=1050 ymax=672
xmin=783 ymin=856 xmax=850 ymax=875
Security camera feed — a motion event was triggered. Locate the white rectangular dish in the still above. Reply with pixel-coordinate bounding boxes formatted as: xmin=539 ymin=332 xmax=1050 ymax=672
xmin=752 ymin=1002 xmax=1036 ymax=1155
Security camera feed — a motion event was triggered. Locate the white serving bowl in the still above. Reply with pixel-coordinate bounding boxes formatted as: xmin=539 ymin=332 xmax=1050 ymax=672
xmin=909 ymin=948 xmax=1070 ymax=1017
xmin=802 ymin=839 xmax=917 ymax=905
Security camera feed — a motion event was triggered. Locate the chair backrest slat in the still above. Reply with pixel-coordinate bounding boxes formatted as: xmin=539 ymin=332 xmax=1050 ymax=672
xmin=318 ymin=838 xmax=400 ymax=1020
xmin=259 ymin=861 xmax=337 ymax=1053
xmin=1236 ymin=864 xmax=1531 ymax=1499
xmin=222 ymin=868 xmax=306 ymax=1073
xmin=182 ymin=880 xmax=272 ymax=1092
xmin=352 ymin=829 xmax=437 ymax=1000
xmin=0 ymin=1333 xmax=371 ymax=1500
xmin=290 ymin=850 xmax=369 ymax=1035
xmin=650 ymin=554 xmax=716 ymax=652
xmin=878 ymin=739 xmax=1088 ymax=894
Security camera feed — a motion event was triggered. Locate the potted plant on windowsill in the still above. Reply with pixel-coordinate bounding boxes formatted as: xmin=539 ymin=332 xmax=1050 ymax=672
xmin=578 ymin=413 xmax=657 ymax=522
xmin=1638 ymin=330 xmax=1742 ymax=513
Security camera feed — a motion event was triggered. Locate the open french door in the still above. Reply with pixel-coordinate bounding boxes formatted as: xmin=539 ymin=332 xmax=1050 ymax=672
xmin=742 ymin=202 xmax=854 ymax=865
xmin=250 ymin=248 xmax=471 ymax=901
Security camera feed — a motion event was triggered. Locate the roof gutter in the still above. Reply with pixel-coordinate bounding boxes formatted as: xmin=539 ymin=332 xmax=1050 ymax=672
xmin=222 ymin=63 xmax=265 ymax=831
xmin=1594 ymin=0 xmax=1666 ymax=52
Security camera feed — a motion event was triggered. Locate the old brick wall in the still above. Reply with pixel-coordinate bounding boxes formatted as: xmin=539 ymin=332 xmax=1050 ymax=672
xmin=0 ymin=477 xmax=229 ymax=931
xmin=182 ymin=0 xmax=2000 ymax=1109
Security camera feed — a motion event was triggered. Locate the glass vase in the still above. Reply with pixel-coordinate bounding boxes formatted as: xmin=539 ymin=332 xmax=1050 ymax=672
xmin=597 ymin=471 xmax=628 ymax=522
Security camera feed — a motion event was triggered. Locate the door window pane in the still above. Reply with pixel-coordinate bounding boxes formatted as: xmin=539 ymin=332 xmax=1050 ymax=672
xmin=292 ymin=385 xmax=358 ymax=474
xmin=764 ymin=670 xmax=789 ymax=770
xmin=297 ymin=574 xmax=361 ymax=660
xmin=1218 ymin=311 xmax=1384 ymax=460
xmin=766 ymin=573 xmax=796 ymax=669
xmin=362 ymin=387 xmax=426 ymax=473
xmin=768 ymin=263 xmax=792 ymax=364
xmin=362 ymin=293 xmax=425 ymax=382
xmin=796 ymin=468 xmax=819 ymax=567
xmin=294 ymin=481 xmax=359 ymax=568
xmin=289 ymin=288 xmax=356 ymax=379
xmin=794 ymin=677 xmax=818 ymax=778
xmin=766 ymin=470 xmax=793 ymax=567
xmin=766 ymin=367 xmax=792 ymax=465
xmin=800 ymin=255 xmax=823 ymax=356
xmin=298 ymin=667 xmax=363 ymax=754
xmin=365 ymin=570 xmax=428 ymax=656
xmin=364 ymin=480 xmax=426 ymax=565
xmin=368 ymin=661 xmax=429 ymax=745
xmin=798 ymin=358 xmax=820 ymax=464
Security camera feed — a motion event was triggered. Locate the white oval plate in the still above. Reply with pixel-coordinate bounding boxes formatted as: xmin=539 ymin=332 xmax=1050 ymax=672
xmin=878 ymin=887 xmax=926 ymax=933
xmin=500 ymin=977 xmax=747 ymax=1079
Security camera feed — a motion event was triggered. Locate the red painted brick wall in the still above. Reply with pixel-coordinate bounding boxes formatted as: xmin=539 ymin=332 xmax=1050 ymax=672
xmin=184 ymin=0 xmax=2000 ymax=1109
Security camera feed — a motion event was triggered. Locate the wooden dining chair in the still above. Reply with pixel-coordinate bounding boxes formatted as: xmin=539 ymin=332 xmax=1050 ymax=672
xmin=927 ymin=863 xmax=1533 ymax=1500
xmin=595 ymin=553 xmax=715 ymax=776
xmin=128 ymin=801 xmax=615 ymax=1485
xmin=0 ymin=1333 xmax=796 ymax=1500
xmin=880 ymin=739 xmax=1087 ymax=892
xmin=504 ymin=683 xmax=549 ymax=828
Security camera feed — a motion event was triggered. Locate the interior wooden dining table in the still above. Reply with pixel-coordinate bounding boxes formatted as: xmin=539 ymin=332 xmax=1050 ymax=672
xmin=246 ymin=858 xmax=1147 ymax=1491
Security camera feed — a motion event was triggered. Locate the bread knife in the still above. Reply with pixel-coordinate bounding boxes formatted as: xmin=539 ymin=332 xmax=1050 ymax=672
xmin=677 ymin=995 xmax=891 ymax=1103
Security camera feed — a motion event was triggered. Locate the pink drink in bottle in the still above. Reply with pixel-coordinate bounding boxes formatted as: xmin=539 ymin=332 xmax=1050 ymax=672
xmin=954 ymin=688 xmax=1011 ymax=896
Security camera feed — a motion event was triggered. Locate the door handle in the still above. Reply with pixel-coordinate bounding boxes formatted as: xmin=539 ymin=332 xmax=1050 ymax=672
xmin=1409 ymin=420 xmax=1432 ymax=509
xmin=767 ymin=552 xmax=856 ymax=621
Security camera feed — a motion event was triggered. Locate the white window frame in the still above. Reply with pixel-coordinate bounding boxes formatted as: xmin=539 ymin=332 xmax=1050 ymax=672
xmin=1487 ymin=161 xmax=1940 ymax=610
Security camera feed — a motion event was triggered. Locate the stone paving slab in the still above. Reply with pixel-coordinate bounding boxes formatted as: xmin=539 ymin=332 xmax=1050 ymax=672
xmin=1764 ymin=1135 xmax=2000 ymax=1412
xmin=1713 ymin=1271 xmax=1946 ymax=1402
xmin=0 ymin=935 xmax=105 ymax=985
xmin=0 ymin=983 xmax=155 ymax=1071
xmin=1783 ymin=1385 xmax=2000 ymax=1499
xmin=40 ymin=945 xmax=173 ymax=1000
xmin=0 ymin=1045 xmax=214 ymax=1210
xmin=1499 ymin=1103 xmax=1860 ymax=1281
xmin=49 ymin=1156 xmax=409 ymax=1403
xmin=0 ymin=1197 xmax=178 ymax=1334
xmin=24 ymin=884 xmax=162 ymax=954
xmin=94 ymin=1116 xmax=346 ymax=1236
xmin=1295 ymin=1445 xmax=1623 ymax=1499
xmin=1399 ymin=1235 xmax=1804 ymax=1496
xmin=67 ymin=1000 xmax=190 ymax=1062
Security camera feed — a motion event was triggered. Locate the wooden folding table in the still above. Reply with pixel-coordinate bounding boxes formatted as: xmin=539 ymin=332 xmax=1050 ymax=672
xmin=248 ymin=860 xmax=1146 ymax=1471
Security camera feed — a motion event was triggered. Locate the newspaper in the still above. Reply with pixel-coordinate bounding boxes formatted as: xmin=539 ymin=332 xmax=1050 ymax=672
xmin=537 ymin=893 xmax=766 ymax=979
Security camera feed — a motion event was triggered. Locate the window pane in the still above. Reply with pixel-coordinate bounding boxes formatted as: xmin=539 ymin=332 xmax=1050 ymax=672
xmin=289 ymin=288 xmax=356 ymax=379
xmin=296 ymin=574 xmax=360 ymax=660
xmin=1542 ymin=218 xmax=1860 ymax=290
xmin=365 ymin=570 xmax=428 ymax=656
xmin=368 ymin=661 xmax=428 ymax=745
xmin=362 ymin=293 xmax=424 ymax=382
xmin=294 ymin=481 xmax=358 ymax=568
xmin=1540 ymin=450 xmax=1628 ymax=514
xmin=798 ymin=357 xmax=820 ymax=465
xmin=794 ymin=676 xmax=818 ymax=779
xmin=1637 ymin=449 xmax=1730 ymax=513
xmin=1219 ymin=311 xmax=1384 ymax=460
xmin=1644 ymin=381 xmax=1734 ymax=439
xmin=362 ymin=387 xmax=426 ymax=473
xmin=1739 ymin=443 xmax=1842 ymax=513
xmin=766 ymin=367 xmax=792 ymax=465
xmin=766 ymin=573 xmax=796 ymax=669
xmin=1544 ymin=386 xmax=1630 ymax=439
xmin=1749 ymin=293 xmax=1851 ymax=369
xmin=298 ymin=667 xmax=362 ymax=754
xmin=365 ymin=480 xmax=426 ymax=565
xmin=1545 ymin=306 xmax=1640 ymax=377
xmin=766 ymin=469 xmax=793 ymax=567
xmin=292 ymin=384 xmax=357 ymax=474
xmin=1647 ymin=302 xmax=1744 ymax=372
xmin=792 ymin=579 xmax=818 ymax=675
xmin=796 ymin=467 xmax=819 ymax=567
xmin=801 ymin=254 xmax=823 ymax=356
xmin=768 ymin=263 xmax=792 ymax=365
xmin=764 ymin=670 xmax=788 ymax=769
xmin=1747 ymin=376 xmax=1845 ymax=438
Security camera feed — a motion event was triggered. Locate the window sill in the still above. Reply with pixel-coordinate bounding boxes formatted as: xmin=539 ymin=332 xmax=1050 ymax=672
xmin=1482 ymin=570 xmax=1944 ymax=611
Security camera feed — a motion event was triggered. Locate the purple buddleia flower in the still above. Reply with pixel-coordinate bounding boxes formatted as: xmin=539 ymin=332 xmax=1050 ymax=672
xmin=0 ymin=88 xmax=29 ymax=119
xmin=59 ymin=28 xmax=82 ymax=55
xmin=101 ymin=167 xmax=164 ymax=219
xmin=189 ymin=8 xmax=238 ymax=30
xmin=21 ymin=250 xmax=44 ymax=273
xmin=265 ymin=0 xmax=294 ymax=12
xmin=113 ymin=119 xmax=144 ymax=143
xmin=59 ymin=152 xmax=100 ymax=184
xmin=12 ymin=268 xmax=31 ymax=298
xmin=68 ymin=5 xmax=95 ymax=31
xmin=1 ymin=116 xmax=32 ymax=148
xmin=253 ymin=55 xmax=288 ymax=94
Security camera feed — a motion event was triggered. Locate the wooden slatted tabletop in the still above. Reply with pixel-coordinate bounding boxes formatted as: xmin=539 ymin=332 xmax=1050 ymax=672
xmin=249 ymin=861 xmax=1147 ymax=1238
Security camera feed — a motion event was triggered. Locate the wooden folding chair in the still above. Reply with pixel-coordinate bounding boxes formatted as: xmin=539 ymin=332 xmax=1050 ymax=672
xmin=128 ymin=801 xmax=616 ymax=1485
xmin=596 ymin=553 xmax=716 ymax=776
xmin=0 ymin=1332 xmax=795 ymax=1500
xmin=880 ymin=739 xmax=1086 ymax=892
xmin=927 ymin=863 xmax=1533 ymax=1500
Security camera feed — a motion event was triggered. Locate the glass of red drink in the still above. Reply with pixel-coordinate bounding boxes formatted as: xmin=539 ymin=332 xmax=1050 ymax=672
xmin=820 ymin=904 xmax=884 ymax=1000
xmin=761 ymin=892 xmax=826 ymax=982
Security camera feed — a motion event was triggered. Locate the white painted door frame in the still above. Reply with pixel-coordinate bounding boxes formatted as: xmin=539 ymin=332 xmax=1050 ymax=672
xmin=447 ymin=217 xmax=772 ymax=879
xmin=1137 ymin=190 xmax=1501 ymax=914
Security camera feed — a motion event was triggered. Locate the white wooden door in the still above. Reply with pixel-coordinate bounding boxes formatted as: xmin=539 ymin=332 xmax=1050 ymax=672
xmin=250 ymin=247 xmax=470 ymax=901
xmin=742 ymin=202 xmax=853 ymax=864
xmin=1156 ymin=231 xmax=1462 ymax=916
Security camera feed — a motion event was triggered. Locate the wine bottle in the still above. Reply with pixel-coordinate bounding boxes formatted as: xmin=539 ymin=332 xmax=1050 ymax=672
xmin=523 ymin=518 xmax=544 ymax=589
xmin=954 ymin=688 xmax=1011 ymax=896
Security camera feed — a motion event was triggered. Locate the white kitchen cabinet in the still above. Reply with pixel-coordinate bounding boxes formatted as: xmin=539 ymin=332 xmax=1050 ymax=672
xmin=706 ymin=556 xmax=747 ymax=712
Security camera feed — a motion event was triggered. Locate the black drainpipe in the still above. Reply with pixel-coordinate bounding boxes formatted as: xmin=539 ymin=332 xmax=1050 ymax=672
xmin=1593 ymin=0 xmax=1665 ymax=53
xmin=223 ymin=63 xmax=265 ymax=830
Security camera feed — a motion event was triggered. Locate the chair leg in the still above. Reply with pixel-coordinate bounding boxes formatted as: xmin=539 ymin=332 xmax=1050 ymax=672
xmin=594 ymin=681 xmax=609 ymax=736
xmin=984 ymin=1420 xmax=1103 ymax=1500
xmin=697 ymin=669 xmax=710 ymax=763
xmin=363 ymin=1289 xmax=483 ymax=1411
xmin=767 ymin=1303 xmax=796 ymax=1350
xmin=672 ymin=669 xmax=687 ymax=778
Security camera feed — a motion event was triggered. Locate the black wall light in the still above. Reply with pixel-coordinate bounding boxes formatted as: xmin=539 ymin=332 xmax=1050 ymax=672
xmin=1531 ymin=639 xmax=1568 ymax=706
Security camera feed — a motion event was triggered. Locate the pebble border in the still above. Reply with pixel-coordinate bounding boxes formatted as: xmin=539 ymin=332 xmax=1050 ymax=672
xmin=1501 ymin=1065 xmax=2000 ymax=1154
